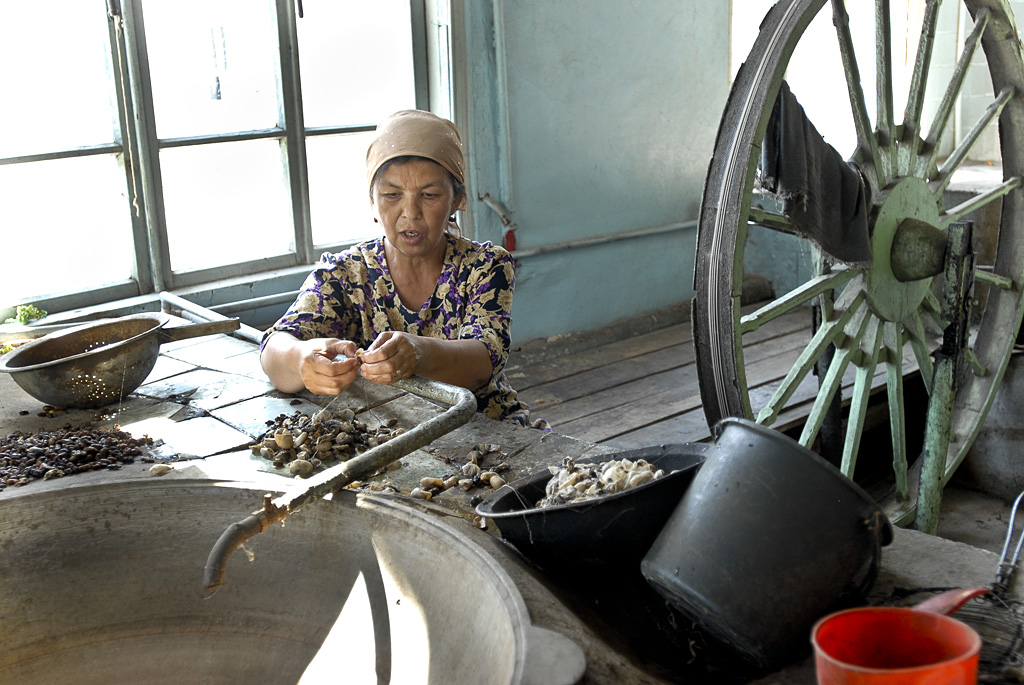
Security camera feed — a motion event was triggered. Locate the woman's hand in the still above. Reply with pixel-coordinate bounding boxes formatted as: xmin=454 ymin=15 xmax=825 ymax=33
xmin=359 ymin=331 xmax=421 ymax=384
xmin=359 ymin=331 xmax=493 ymax=391
xmin=298 ymin=338 xmax=361 ymax=395
xmin=261 ymin=333 xmax=361 ymax=395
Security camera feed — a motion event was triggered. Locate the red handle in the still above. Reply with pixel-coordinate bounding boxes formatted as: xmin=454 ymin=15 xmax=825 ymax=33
xmin=913 ymin=587 xmax=988 ymax=615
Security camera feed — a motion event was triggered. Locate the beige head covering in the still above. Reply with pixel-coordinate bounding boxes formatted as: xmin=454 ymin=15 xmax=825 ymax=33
xmin=366 ymin=110 xmax=466 ymax=202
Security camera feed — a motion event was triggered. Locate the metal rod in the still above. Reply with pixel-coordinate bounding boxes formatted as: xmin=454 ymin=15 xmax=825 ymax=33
xmin=994 ymin=490 xmax=1024 ymax=595
xmin=159 ymin=291 xmax=264 ymax=344
xmin=510 ymin=220 xmax=697 ymax=260
xmin=209 ymin=291 xmax=298 ymax=316
xmin=203 ymin=377 xmax=476 ymax=590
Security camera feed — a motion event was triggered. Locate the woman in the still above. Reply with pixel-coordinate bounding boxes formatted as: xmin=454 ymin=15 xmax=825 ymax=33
xmin=260 ymin=109 xmax=545 ymax=429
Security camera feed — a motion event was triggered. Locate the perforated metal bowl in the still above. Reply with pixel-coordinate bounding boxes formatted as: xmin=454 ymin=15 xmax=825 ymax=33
xmin=0 ymin=314 xmax=238 ymax=408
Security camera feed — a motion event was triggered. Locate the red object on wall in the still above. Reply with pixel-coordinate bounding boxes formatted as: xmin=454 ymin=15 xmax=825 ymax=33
xmin=504 ymin=229 xmax=517 ymax=252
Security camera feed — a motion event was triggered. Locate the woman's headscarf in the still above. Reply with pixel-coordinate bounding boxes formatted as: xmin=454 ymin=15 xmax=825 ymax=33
xmin=365 ymin=110 xmax=466 ymax=204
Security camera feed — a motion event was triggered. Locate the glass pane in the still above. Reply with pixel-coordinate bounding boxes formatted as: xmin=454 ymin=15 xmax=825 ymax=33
xmin=297 ymin=0 xmax=417 ymax=127
xmin=0 ymin=156 xmax=134 ymax=305
xmin=142 ymin=0 xmax=282 ymax=139
xmin=0 ymin=2 xmax=117 ymax=157
xmin=307 ymin=132 xmax=379 ymax=247
xmin=161 ymin=139 xmax=294 ymax=272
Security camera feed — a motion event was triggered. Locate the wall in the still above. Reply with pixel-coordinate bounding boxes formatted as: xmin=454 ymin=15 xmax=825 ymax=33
xmin=454 ymin=1 xmax=731 ymax=344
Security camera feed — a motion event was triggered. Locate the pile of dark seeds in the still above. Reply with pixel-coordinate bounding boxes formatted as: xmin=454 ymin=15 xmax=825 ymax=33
xmin=0 ymin=425 xmax=156 ymax=491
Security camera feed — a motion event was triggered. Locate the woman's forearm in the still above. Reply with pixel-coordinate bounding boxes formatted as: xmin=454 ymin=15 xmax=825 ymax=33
xmin=419 ymin=337 xmax=491 ymax=389
xmin=260 ymin=332 xmax=308 ymax=393
xmin=414 ymin=337 xmax=494 ymax=391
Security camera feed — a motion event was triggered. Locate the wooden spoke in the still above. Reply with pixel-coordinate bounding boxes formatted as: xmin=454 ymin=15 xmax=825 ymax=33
xmin=941 ymin=176 xmax=1023 ymax=226
xmin=884 ymin=321 xmax=909 ymax=501
xmin=755 ymin=291 xmax=866 ymax=425
xmin=748 ymin=207 xmax=800 ymax=234
xmin=904 ymin=310 xmax=935 ymax=395
xmin=916 ymin=9 xmax=991 ymax=177
xmin=900 ymin=0 xmax=941 ymax=164
xmin=974 ymin=266 xmax=1015 ymax=290
xmin=740 ymin=270 xmax=858 ymax=334
xmin=833 ymin=0 xmax=882 ymax=182
xmin=876 ymin=0 xmax=896 ymax=183
xmin=799 ymin=305 xmax=872 ymax=447
xmin=841 ymin=316 xmax=884 ymax=477
xmin=932 ymin=87 xmax=1015 ymax=194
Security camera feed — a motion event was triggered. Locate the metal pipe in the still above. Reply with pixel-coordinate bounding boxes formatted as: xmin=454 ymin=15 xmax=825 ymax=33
xmin=179 ymin=221 xmax=698 ymax=324
xmin=479 ymin=192 xmax=515 ymax=228
xmin=159 ymin=291 xmax=264 ymax=344
xmin=203 ymin=377 xmax=477 ymax=590
xmin=491 ymin=0 xmax=515 ymax=214
xmin=209 ymin=291 xmax=298 ymax=316
xmin=510 ymin=220 xmax=697 ymax=260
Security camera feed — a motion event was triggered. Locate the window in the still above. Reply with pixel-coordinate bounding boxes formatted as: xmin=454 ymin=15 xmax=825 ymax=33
xmin=0 ymin=0 xmax=435 ymax=313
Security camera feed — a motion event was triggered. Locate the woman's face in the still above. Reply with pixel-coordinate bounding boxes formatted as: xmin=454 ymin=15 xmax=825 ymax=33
xmin=371 ymin=157 xmax=460 ymax=262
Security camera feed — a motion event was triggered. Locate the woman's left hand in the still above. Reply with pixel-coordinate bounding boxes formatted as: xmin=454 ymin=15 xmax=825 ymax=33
xmin=359 ymin=331 xmax=422 ymax=385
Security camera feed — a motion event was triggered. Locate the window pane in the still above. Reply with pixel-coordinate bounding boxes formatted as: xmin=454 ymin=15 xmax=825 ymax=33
xmin=0 ymin=156 xmax=134 ymax=305
xmin=161 ymin=140 xmax=294 ymax=272
xmin=307 ymin=132 xmax=379 ymax=247
xmin=296 ymin=0 xmax=417 ymax=127
xmin=0 ymin=2 xmax=117 ymax=157
xmin=142 ymin=0 xmax=282 ymax=139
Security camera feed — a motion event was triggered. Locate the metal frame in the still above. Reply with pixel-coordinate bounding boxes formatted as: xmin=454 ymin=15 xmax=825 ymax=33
xmin=1 ymin=0 xmax=439 ymax=315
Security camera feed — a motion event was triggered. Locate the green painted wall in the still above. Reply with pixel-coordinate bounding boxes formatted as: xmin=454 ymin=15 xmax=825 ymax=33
xmin=455 ymin=1 xmax=731 ymax=344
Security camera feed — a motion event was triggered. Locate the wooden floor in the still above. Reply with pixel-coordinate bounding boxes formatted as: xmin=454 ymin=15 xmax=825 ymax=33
xmin=506 ymin=304 xmax=915 ymax=451
xmin=506 ymin=305 xmax=792 ymax=448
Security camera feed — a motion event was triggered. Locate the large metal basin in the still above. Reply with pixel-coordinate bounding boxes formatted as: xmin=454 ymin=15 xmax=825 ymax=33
xmin=0 ymin=479 xmax=582 ymax=684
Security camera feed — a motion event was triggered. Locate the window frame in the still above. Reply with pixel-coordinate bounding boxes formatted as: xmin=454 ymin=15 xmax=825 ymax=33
xmin=0 ymin=0 xmax=435 ymax=315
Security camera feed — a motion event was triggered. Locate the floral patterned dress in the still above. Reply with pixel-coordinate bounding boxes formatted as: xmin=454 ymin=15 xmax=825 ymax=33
xmin=262 ymin=233 xmax=544 ymax=428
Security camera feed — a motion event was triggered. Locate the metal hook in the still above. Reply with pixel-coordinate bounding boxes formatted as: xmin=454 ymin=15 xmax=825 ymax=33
xmin=994 ymin=491 xmax=1024 ymax=595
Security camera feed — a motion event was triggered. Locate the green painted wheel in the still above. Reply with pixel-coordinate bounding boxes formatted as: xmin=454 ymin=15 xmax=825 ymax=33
xmin=694 ymin=0 xmax=1024 ymax=527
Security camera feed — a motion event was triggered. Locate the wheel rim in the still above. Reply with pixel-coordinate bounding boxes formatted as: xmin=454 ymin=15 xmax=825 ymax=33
xmin=694 ymin=0 xmax=1024 ymax=526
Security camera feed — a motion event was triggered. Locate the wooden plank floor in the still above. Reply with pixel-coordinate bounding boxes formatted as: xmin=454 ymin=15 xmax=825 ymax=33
xmin=506 ymin=304 xmax=919 ymax=451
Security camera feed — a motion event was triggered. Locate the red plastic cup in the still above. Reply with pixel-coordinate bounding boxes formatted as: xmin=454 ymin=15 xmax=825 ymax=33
xmin=812 ymin=589 xmax=984 ymax=684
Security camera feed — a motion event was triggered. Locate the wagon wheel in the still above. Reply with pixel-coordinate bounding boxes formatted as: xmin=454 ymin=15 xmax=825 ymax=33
xmin=693 ymin=0 xmax=1024 ymax=528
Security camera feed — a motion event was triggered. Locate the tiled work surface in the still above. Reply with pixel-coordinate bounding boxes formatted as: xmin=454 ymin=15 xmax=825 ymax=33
xmin=0 ymin=327 xmax=613 ymax=512
xmin=2 ymin=325 xmax=1022 ymax=684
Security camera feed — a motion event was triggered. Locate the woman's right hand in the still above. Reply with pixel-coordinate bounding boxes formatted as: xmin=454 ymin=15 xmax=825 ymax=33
xmin=261 ymin=332 xmax=361 ymax=396
xmin=297 ymin=338 xmax=361 ymax=395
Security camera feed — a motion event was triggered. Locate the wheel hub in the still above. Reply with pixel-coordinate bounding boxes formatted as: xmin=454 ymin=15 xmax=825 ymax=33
xmin=865 ymin=176 xmax=942 ymax=322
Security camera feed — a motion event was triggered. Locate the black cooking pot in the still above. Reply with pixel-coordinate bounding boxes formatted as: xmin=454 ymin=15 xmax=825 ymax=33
xmin=641 ymin=418 xmax=893 ymax=672
xmin=476 ymin=443 xmax=708 ymax=575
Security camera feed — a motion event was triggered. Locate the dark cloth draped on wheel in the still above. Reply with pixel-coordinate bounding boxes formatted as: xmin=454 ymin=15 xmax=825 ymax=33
xmin=760 ymin=80 xmax=873 ymax=265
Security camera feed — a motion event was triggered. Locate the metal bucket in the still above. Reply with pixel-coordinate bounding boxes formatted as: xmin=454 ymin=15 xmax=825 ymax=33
xmin=0 ymin=479 xmax=584 ymax=684
xmin=641 ymin=418 xmax=894 ymax=671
